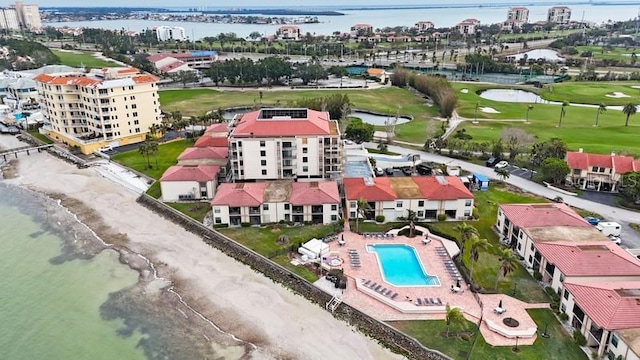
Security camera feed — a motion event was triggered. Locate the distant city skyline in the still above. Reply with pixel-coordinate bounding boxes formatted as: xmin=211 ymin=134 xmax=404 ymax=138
xmin=25 ymin=0 xmax=640 ymax=8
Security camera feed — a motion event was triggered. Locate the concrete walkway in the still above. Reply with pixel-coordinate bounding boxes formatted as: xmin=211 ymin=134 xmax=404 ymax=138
xmin=379 ymin=143 xmax=640 ymax=248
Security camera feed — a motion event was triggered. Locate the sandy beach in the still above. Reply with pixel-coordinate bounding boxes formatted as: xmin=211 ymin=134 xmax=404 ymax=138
xmin=0 ymin=134 xmax=404 ymax=360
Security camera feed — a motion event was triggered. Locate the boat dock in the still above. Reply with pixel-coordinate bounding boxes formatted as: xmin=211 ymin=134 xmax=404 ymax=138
xmin=0 ymin=144 xmax=54 ymax=161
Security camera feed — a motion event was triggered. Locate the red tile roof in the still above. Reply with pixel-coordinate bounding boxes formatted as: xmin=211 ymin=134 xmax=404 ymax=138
xmin=147 ymin=53 xmax=173 ymax=63
xmin=160 ymin=165 xmax=220 ymax=182
xmin=132 ymin=74 xmax=159 ymax=84
xmin=535 ymin=241 xmax=640 ymax=277
xmin=231 ymin=109 xmax=334 ymax=137
xmin=566 ymin=151 xmax=639 ymax=174
xmin=194 ymin=136 xmax=229 ymax=148
xmin=413 ymin=176 xmax=474 ymax=200
xmin=344 ymin=177 xmax=397 ymax=201
xmin=499 ymin=203 xmax=590 ymax=228
xmin=290 ymin=181 xmax=340 ymax=205
xmin=205 ymin=123 xmax=229 ymax=134
xmin=159 ymin=60 xmax=187 ymax=73
xmin=564 ymin=281 xmax=640 ymax=330
xmin=177 ymin=147 xmax=228 ymax=160
xmin=211 ymin=182 xmax=266 ymax=207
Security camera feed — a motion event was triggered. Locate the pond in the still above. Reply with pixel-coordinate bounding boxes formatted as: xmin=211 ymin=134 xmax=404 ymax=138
xmin=222 ymin=109 xmax=411 ymax=126
xmin=478 ymin=89 xmax=554 ymax=104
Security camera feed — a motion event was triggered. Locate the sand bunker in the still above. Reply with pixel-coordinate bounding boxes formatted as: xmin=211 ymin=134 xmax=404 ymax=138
xmin=605 ymin=92 xmax=630 ymax=98
xmin=460 ymin=89 xmax=469 ymax=93
xmin=631 ymin=85 xmax=640 ymax=89
xmin=480 ymin=107 xmax=500 ymax=114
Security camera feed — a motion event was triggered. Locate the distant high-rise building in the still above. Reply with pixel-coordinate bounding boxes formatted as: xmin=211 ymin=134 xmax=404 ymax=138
xmin=548 ymin=6 xmax=572 ymax=25
xmin=0 ymin=1 xmax=41 ymax=30
xmin=507 ymin=7 xmax=529 ymax=24
xmin=154 ymin=26 xmax=187 ymax=42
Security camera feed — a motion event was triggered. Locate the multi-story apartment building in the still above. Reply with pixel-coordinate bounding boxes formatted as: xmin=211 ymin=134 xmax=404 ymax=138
xmin=154 ymin=26 xmax=187 ymax=42
xmin=228 ymin=108 xmax=341 ymax=181
xmin=455 ymin=18 xmax=480 ymax=35
xmin=344 ymin=176 xmax=474 ymax=222
xmin=350 ymin=23 xmax=373 ymax=36
xmin=211 ymin=180 xmax=341 ymax=226
xmin=276 ymin=25 xmax=301 ymax=41
xmin=547 ymin=6 xmax=572 ymax=25
xmin=566 ymin=149 xmax=640 ymax=192
xmin=34 ymin=67 xmax=161 ymax=154
xmin=0 ymin=8 xmax=19 ymax=30
xmin=15 ymin=1 xmax=40 ymax=29
xmin=507 ymin=7 xmax=529 ymax=24
xmin=415 ymin=21 xmax=435 ymax=32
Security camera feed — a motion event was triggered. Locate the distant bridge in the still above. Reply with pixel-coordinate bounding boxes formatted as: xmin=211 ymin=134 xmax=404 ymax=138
xmin=0 ymin=144 xmax=54 ymax=161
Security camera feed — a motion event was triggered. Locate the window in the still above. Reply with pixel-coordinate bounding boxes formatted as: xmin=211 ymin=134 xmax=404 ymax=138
xmin=396 ymin=201 xmax=403 ymax=208
xmin=418 ymin=200 xmax=424 ymax=207
xmin=302 ymin=157 xmax=308 ymax=163
xmin=259 ymin=141 xmax=266 ymax=147
xmin=331 ymin=204 xmax=337 ymax=211
xmin=260 ymin=150 xmax=266 ymax=156
xmin=573 ymin=169 xmax=581 ymax=175
xmin=214 ymin=207 xmax=221 ymax=214
xmin=464 ymin=210 xmax=471 ymax=216
xmin=134 ymin=120 xmax=139 ymax=125
xmin=611 ymin=334 xmax=618 ymax=348
xmin=302 ymin=147 xmax=308 ymax=154
xmin=417 ymin=210 xmax=424 ymax=217
xmin=517 ymin=243 xmax=522 ymax=251
xmin=560 ymin=303 xmax=566 ymax=313
xmin=284 ymin=204 xmax=290 ymax=210
xmin=215 ymin=217 xmax=222 ymax=224
xmin=563 ymin=289 xmax=569 ymax=300
xmin=465 ymin=199 xmax=472 ymax=206
xmin=263 ymin=204 xmax=269 ymax=210
xmin=132 ymin=112 xmax=138 ymax=117
xmin=331 ymin=215 xmax=337 ymax=221
xmin=350 ymin=201 xmax=356 ymax=208
xmin=261 ymin=160 xmax=267 ymax=166
xmin=261 ymin=170 xmax=267 ymax=175
xmin=131 ymin=104 xmax=137 ymax=109
xmin=591 ymin=166 xmax=598 ymax=172
xmin=135 ymin=128 xmax=140 ymax=133
xmin=528 ymin=255 xmax=533 ymax=263
xmin=530 ymin=243 xmax=534 ymax=251
xmin=302 ymin=166 xmax=308 ymax=172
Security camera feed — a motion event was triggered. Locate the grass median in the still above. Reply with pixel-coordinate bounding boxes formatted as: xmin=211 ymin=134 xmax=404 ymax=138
xmin=52 ymin=49 xmax=120 ymax=68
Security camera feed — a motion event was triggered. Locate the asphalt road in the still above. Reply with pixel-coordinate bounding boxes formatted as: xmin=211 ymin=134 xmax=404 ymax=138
xmin=379 ymin=143 xmax=640 ymax=250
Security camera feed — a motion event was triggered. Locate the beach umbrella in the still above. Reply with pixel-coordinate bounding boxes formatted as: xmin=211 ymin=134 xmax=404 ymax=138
xmin=498 ymin=299 xmax=503 ymax=309
xmin=456 ymin=279 xmax=461 ymax=288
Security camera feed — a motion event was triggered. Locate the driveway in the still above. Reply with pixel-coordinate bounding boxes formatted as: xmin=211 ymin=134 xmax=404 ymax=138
xmin=503 ymin=164 xmax=536 ymax=180
xmin=378 ymin=143 xmax=640 ymax=249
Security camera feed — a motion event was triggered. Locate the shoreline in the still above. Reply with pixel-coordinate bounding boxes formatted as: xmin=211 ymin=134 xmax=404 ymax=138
xmin=0 ymin=134 xmax=403 ymax=360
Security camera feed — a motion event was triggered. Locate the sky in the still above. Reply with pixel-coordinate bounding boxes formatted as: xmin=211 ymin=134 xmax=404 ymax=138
xmin=23 ymin=0 xmax=598 ymax=8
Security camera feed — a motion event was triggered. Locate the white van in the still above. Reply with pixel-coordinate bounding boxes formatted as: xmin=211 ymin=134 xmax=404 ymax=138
xmin=98 ymin=145 xmax=113 ymax=152
xmin=595 ymin=222 xmax=622 ymax=237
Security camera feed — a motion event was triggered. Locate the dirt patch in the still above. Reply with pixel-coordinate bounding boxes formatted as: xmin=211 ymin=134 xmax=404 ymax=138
xmin=1 ymin=159 xmax=19 ymax=179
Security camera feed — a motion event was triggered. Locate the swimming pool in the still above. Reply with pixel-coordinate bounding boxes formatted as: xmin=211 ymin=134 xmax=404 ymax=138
xmin=367 ymin=244 xmax=440 ymax=287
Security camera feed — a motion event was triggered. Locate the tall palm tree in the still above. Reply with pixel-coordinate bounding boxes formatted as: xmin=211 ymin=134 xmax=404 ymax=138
xmin=138 ymin=141 xmax=151 ymax=169
xmin=355 ymin=198 xmax=371 ymax=234
xmin=495 ymin=168 xmax=510 ymax=181
xmin=495 ymin=248 xmax=518 ymax=291
xmin=594 ymin=103 xmax=606 ymax=127
xmin=468 ymin=236 xmax=492 ymax=278
xmin=622 ymin=102 xmax=638 ymax=127
xmin=453 ymin=222 xmax=479 ymax=254
xmin=148 ymin=139 xmax=159 ymax=169
xmin=525 ymin=105 xmax=533 ymax=123
xmin=557 ymin=101 xmax=569 ymax=127
xmin=445 ymin=303 xmax=467 ymax=338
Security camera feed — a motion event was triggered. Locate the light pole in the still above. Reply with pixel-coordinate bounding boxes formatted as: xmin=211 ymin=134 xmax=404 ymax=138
xmin=541 ymin=322 xmax=550 ymax=338
xmin=526 ymin=105 xmax=533 ymax=124
xmin=513 ymin=336 xmax=520 ymax=353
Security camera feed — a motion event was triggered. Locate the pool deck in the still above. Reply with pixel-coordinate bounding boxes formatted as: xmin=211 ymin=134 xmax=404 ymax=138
xmin=317 ymin=229 xmax=545 ymax=347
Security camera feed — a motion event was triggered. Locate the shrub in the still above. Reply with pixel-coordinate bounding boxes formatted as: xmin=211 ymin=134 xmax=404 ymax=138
xmin=375 ymin=215 xmax=385 ymax=223
xmin=573 ymin=329 xmax=587 ymax=346
xmin=533 ymin=272 xmax=543 ymax=281
xmin=437 ymin=214 xmax=447 ymax=221
xmin=560 ymin=313 xmax=569 ymax=322
xmin=398 ymin=228 xmax=423 ymax=237
xmin=460 ymin=333 xmax=471 ymax=341
xmin=213 ymin=223 xmax=229 ymax=229
xmin=240 ymin=222 xmax=251 ymax=227
xmin=471 ymin=208 xmax=479 ymax=220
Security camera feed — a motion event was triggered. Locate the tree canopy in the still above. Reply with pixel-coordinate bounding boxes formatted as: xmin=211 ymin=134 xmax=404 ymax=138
xmin=345 ymin=118 xmax=374 ymax=143
xmin=539 ymin=157 xmax=570 ymax=185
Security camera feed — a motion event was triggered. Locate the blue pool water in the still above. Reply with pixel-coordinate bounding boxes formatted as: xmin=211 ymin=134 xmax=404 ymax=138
xmin=367 ymin=244 xmax=440 ymax=287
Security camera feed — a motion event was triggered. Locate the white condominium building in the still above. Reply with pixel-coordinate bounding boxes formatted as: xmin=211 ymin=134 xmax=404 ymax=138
xmin=154 ymin=26 xmax=187 ymax=42
xmin=547 ymin=6 xmax=571 ymax=25
xmin=34 ymin=67 xmax=161 ymax=154
xmin=507 ymin=7 xmax=529 ymax=24
xmin=0 ymin=8 xmax=19 ymax=30
xmin=228 ymin=108 xmax=341 ymax=181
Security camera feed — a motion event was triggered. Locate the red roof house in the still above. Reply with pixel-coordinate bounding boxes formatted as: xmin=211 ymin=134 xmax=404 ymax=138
xmin=194 ymin=136 xmax=229 ymax=148
xmin=230 ymin=108 xmax=335 ymax=137
xmin=498 ymin=203 xmax=590 ymax=228
xmin=177 ymin=147 xmax=228 ymax=165
xmin=290 ymin=181 xmax=340 ymax=205
xmin=564 ymin=281 xmax=640 ymax=330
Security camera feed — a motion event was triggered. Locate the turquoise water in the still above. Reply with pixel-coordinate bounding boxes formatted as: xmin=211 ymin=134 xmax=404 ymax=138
xmin=0 ymin=192 xmax=147 ymax=360
xmin=367 ymin=244 xmax=440 ymax=286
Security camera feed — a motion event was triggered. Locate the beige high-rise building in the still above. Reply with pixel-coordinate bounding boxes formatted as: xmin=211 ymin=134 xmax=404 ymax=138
xmin=34 ymin=67 xmax=162 ymax=154
xmin=10 ymin=1 xmax=41 ymax=30
xmin=0 ymin=8 xmax=20 ymax=30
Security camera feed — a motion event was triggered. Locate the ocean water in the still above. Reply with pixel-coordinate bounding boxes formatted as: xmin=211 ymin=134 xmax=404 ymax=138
xmin=0 ymin=184 xmax=252 ymax=360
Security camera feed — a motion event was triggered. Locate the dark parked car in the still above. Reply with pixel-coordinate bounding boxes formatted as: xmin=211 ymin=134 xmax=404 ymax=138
xmin=416 ymin=164 xmax=433 ymax=175
xmin=385 ymin=168 xmax=395 ymax=175
xmin=486 ymin=157 xmax=500 ymax=167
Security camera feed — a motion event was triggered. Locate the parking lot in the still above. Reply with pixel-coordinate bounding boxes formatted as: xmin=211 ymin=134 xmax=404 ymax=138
xmin=500 ymin=164 xmax=536 ymax=180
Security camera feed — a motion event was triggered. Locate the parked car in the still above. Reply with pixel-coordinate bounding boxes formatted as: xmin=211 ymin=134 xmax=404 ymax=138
xmin=98 ymin=145 xmax=114 ymax=152
xmin=485 ymin=157 xmax=499 ymax=167
xmin=584 ymin=217 xmax=601 ymax=226
xmin=596 ymin=222 xmax=622 ymax=237
xmin=494 ymin=160 xmax=509 ymax=169
xmin=385 ymin=168 xmax=394 ymax=176
xmin=609 ymin=234 xmax=622 ymax=245
xmin=552 ymin=196 xmax=564 ymax=203
xmin=374 ymin=167 xmax=384 ymax=176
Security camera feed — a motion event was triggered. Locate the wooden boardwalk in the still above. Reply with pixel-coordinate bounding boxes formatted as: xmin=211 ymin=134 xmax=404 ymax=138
xmin=0 ymin=144 xmax=53 ymax=161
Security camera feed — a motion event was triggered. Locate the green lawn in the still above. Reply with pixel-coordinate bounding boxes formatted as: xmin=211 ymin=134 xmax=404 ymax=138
xmin=52 ymin=49 xmax=120 ymax=68
xmin=539 ymin=81 xmax=640 ymax=106
xmin=166 ymin=202 xmax=211 ymax=222
xmin=391 ymin=309 xmax=586 ymax=360
xmin=27 ymin=130 xmax=53 ymax=144
xmin=110 ymin=139 xmax=193 ymax=180
xmin=158 ymin=87 xmax=438 ymax=144
xmin=574 ymin=45 xmax=636 ymax=64
xmin=452 ymin=82 xmax=640 ymax=156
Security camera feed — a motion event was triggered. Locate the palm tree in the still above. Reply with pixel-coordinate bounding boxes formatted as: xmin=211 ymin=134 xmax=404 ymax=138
xmin=622 ymin=102 xmax=638 ymax=126
xmin=138 ymin=141 xmax=151 ymax=169
xmin=494 ymin=248 xmax=518 ymax=291
xmin=595 ymin=103 xmax=606 ymax=127
xmin=355 ymin=198 xmax=371 ymax=234
xmin=445 ymin=303 xmax=467 ymax=338
xmin=147 ymin=139 xmax=159 ymax=169
xmin=453 ymin=222 xmax=478 ymax=254
xmin=494 ymin=168 xmax=510 ymax=181
xmin=525 ymin=105 xmax=533 ymax=123
xmin=468 ymin=236 xmax=492 ymax=278
xmin=557 ymin=101 xmax=569 ymax=127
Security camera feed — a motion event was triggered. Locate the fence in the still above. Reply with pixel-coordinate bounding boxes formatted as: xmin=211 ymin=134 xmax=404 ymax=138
xmin=137 ymin=193 xmax=452 ymax=360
